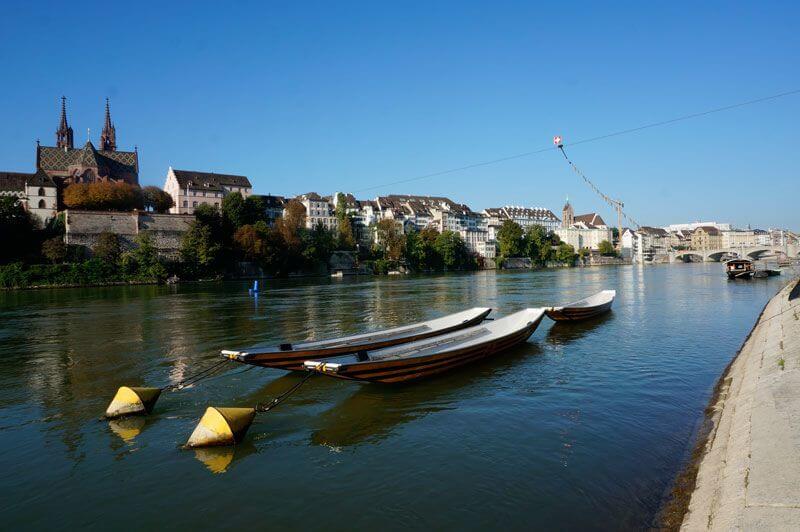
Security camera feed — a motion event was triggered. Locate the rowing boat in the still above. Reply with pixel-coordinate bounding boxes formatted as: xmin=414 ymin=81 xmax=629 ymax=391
xmin=303 ymin=308 xmax=546 ymax=383
xmin=545 ymin=289 xmax=616 ymax=322
xmin=222 ymin=307 xmax=492 ymax=370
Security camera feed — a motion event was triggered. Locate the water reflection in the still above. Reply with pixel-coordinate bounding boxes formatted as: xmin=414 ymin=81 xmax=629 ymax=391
xmin=310 ymin=342 xmax=543 ymax=448
xmin=546 ymin=312 xmax=614 ymax=345
xmin=0 ymin=265 xmax=795 ymax=529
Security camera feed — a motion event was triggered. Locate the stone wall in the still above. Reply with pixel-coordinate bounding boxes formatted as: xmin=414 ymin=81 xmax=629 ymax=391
xmin=64 ymin=210 xmax=193 ymax=259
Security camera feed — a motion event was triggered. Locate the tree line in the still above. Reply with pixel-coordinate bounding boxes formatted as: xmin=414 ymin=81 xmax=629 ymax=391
xmin=495 ymin=219 xmax=578 ymax=266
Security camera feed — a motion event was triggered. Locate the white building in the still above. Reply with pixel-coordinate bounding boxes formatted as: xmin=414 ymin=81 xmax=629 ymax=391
xmin=721 ymin=230 xmax=757 ymax=249
xmin=555 ymin=226 xmax=613 ymax=252
xmin=0 ymin=170 xmax=58 ymax=226
xmin=482 ymin=206 xmax=560 ymax=233
xmin=636 ymin=226 xmax=670 ymax=262
xmin=620 ymin=228 xmax=638 ymax=260
xmin=664 ymin=221 xmax=732 ymax=232
xmin=297 ymin=192 xmax=337 ymax=231
xmin=164 ymin=167 xmax=252 ymax=215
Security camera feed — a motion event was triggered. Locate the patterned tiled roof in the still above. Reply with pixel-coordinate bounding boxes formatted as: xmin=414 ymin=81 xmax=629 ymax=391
xmin=37 ymin=142 xmax=138 ymax=178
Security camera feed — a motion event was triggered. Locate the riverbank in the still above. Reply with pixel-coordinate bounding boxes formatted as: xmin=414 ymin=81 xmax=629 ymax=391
xmin=668 ymin=276 xmax=800 ymax=530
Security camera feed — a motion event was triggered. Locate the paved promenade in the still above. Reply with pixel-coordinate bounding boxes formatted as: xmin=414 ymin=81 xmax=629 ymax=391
xmin=682 ymin=277 xmax=800 ymax=530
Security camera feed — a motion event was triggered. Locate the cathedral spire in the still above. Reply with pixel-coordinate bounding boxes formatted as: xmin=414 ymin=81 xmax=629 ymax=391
xmin=56 ymin=96 xmax=74 ymax=149
xmin=100 ymin=98 xmax=116 ymax=152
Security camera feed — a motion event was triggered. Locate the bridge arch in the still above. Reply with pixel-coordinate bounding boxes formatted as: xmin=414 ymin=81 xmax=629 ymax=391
xmin=674 ymin=251 xmax=705 ymax=263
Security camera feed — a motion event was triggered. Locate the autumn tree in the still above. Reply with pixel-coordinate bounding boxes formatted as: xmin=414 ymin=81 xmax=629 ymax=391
xmin=63 ymin=181 xmax=143 ymax=211
xmin=375 ymin=219 xmax=405 ymax=261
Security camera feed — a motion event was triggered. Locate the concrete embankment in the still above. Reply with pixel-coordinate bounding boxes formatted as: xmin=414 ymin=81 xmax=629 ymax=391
xmin=679 ymin=277 xmax=800 ymax=530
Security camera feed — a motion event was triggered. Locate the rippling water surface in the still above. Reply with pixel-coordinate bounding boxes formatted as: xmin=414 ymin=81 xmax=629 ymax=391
xmin=0 ymin=264 xmax=792 ymax=529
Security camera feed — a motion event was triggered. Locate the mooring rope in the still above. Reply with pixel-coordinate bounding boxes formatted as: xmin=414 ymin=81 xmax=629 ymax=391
xmin=163 ymin=359 xmax=231 ymax=392
xmin=255 ymin=372 xmax=314 ymax=413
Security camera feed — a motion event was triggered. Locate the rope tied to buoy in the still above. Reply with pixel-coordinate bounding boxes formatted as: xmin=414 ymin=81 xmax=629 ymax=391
xmin=185 ymin=372 xmax=315 ymax=448
xmin=105 ymin=358 xmax=235 ymax=419
xmin=163 ymin=359 xmax=231 ymax=392
xmin=255 ymin=371 xmax=314 ymax=413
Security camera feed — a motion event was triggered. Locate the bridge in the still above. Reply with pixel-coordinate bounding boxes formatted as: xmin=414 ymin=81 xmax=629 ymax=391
xmin=669 ymin=244 xmax=799 ymax=263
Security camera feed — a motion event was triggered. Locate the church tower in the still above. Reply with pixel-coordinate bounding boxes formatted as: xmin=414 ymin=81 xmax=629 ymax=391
xmin=100 ymin=98 xmax=116 ymax=152
xmin=56 ymin=96 xmax=74 ymax=149
xmin=562 ymin=197 xmax=574 ymax=228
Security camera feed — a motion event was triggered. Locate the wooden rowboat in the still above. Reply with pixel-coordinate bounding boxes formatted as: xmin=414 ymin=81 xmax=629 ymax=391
xmin=303 ymin=308 xmax=546 ymax=383
xmin=545 ymin=289 xmax=616 ymax=322
xmin=222 ymin=307 xmax=492 ymax=371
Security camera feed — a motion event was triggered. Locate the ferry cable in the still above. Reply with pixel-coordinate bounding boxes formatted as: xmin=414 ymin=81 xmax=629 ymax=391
xmin=354 ymin=88 xmax=800 ymax=193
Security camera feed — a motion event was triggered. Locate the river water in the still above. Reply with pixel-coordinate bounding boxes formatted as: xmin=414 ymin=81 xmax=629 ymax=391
xmin=0 ymin=264 xmax=792 ymax=529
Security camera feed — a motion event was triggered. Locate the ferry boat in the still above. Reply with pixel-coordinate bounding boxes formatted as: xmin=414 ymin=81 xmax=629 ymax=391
xmin=725 ymin=259 xmax=754 ymax=280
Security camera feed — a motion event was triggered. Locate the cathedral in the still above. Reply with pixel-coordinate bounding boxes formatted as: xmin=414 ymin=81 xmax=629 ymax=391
xmin=38 ymin=97 xmax=140 ymax=191
xmin=1 ymin=97 xmax=140 ymax=222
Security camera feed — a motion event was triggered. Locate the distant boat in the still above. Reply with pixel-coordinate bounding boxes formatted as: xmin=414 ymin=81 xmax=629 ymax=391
xmin=726 ymin=259 xmax=754 ymax=280
xmin=545 ymin=290 xmax=616 ymax=322
xmin=304 ymin=308 xmax=546 ymax=383
xmin=222 ymin=307 xmax=492 ymax=371
xmin=753 ymin=268 xmax=781 ymax=278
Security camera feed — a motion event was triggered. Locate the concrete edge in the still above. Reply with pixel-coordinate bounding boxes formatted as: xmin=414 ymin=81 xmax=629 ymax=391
xmin=654 ymin=275 xmax=800 ymax=530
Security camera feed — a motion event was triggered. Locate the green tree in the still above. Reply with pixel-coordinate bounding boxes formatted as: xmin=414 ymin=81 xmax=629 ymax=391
xmin=333 ymin=193 xmax=357 ymax=250
xmin=496 ymin=220 xmax=523 ymax=263
xmin=555 ymin=242 xmax=576 ymax=265
xmin=242 ymin=195 xmax=268 ymax=226
xmin=598 ymin=240 xmax=617 ymax=256
xmin=142 ymin=186 xmax=175 ymax=213
xmin=41 ymin=237 xmax=66 ymax=263
xmin=0 ymin=196 xmax=36 ymax=263
xmin=433 ymin=230 xmax=472 ymax=269
xmin=303 ymin=222 xmax=335 ymax=266
xmin=180 ymin=222 xmax=222 ymax=278
xmin=221 ymin=192 xmax=246 ymax=230
xmin=524 ymin=224 xmax=553 ymax=265
xmin=132 ymin=232 xmax=166 ymax=280
xmin=93 ymin=232 xmax=121 ymax=264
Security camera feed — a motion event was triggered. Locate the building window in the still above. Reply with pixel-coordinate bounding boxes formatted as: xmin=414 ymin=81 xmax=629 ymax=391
xmin=193 ymin=201 xmax=198 ymax=207
xmin=183 ymin=200 xmax=188 ymax=207
xmin=214 ymin=202 xmax=219 ymax=207
xmin=38 ymin=187 xmax=45 ymax=196
xmin=38 ymin=199 xmax=46 ymax=208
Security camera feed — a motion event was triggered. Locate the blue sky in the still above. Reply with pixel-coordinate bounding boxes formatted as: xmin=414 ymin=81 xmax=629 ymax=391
xmin=1 ymin=1 xmax=798 ymax=229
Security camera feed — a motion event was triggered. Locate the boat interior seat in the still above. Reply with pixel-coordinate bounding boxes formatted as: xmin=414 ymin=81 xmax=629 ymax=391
xmin=356 ymin=350 xmax=370 ymax=362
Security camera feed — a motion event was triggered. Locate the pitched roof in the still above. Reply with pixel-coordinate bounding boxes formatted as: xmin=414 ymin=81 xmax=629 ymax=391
xmin=638 ymin=226 xmax=668 ymax=236
xmin=574 ymin=213 xmax=607 ymax=227
xmin=694 ymin=225 xmax=721 ymax=236
xmin=251 ymin=194 xmax=285 ymax=208
xmin=172 ymin=169 xmax=251 ymax=190
xmin=0 ymin=169 xmax=56 ymax=191
xmin=37 ymin=142 xmax=138 ymax=177
xmin=501 ymin=206 xmax=560 ymax=222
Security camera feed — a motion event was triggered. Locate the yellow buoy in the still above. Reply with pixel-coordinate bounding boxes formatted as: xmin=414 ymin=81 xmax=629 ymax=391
xmin=105 ymin=386 xmax=162 ymax=419
xmin=185 ymin=407 xmax=256 ymax=448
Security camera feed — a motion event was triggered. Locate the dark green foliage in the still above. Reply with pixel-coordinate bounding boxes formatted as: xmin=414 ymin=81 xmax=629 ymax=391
xmin=93 ymin=232 xmax=121 ymax=263
xmin=496 ymin=220 xmax=523 ymax=262
xmin=0 ymin=196 xmax=37 ymax=264
xmin=41 ymin=237 xmax=67 ymax=263
xmin=180 ymin=222 xmax=222 ymax=278
xmin=142 ymin=186 xmax=175 ymax=213
xmin=221 ymin=192 xmax=246 ymax=231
